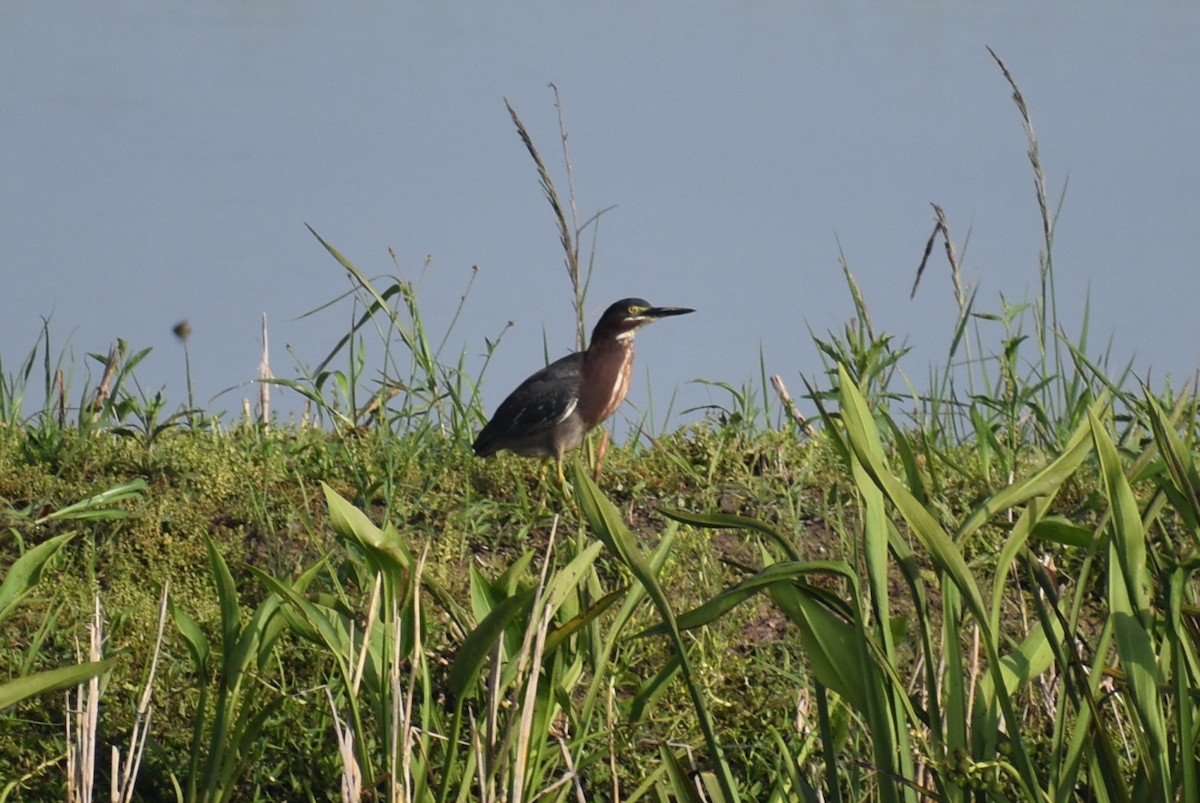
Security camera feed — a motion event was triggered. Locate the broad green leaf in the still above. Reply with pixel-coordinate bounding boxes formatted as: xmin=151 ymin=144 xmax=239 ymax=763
xmin=976 ymin=620 xmax=1059 ymax=704
xmin=636 ymin=560 xmax=852 ymax=638
xmin=696 ymin=771 xmax=730 ymax=803
xmin=0 ymin=531 xmax=77 ymax=622
xmin=203 ymin=534 xmax=242 ymax=670
xmin=1090 ymin=414 xmax=1152 ymax=618
xmin=321 ymin=483 xmax=466 ymax=628
xmin=493 ymin=549 xmax=536 ymax=598
xmin=322 ymin=482 xmax=411 ymax=574
xmin=171 ymin=603 xmax=210 ymax=682
xmin=233 ymin=595 xmax=283 ymax=678
xmin=542 ymin=539 xmax=603 ymax=617
xmin=0 ymin=658 xmax=118 ymax=711
xmin=1030 ymin=515 xmax=1092 ymax=548
xmin=448 ymin=591 xmax=531 ymax=699
xmin=769 ymin=581 xmax=872 ymax=714
xmin=252 ymin=569 xmax=351 ymax=666
xmin=659 ymin=507 xmax=801 ymax=562
xmin=468 ymin=563 xmax=500 ymax=623
xmin=1091 ymin=412 xmax=1170 ymax=796
xmin=956 ymin=397 xmax=1102 ymax=545
xmin=35 ymin=478 xmax=147 ymax=523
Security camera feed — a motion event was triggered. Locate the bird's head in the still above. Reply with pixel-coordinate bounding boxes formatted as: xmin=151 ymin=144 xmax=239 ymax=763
xmin=592 ymin=298 xmax=694 ymax=342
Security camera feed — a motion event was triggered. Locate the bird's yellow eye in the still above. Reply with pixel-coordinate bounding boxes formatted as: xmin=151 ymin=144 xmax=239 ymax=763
xmin=629 ymin=305 xmax=646 ymax=316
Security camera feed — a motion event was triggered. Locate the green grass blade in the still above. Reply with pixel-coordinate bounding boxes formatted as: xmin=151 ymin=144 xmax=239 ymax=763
xmin=636 ymin=560 xmax=853 ymax=637
xmin=837 ymin=365 xmax=988 ymax=622
xmin=851 ymin=447 xmax=916 ymax=803
xmin=573 ymin=461 xmax=741 ymax=803
xmin=835 ymin=363 xmax=1043 ymax=798
xmin=306 ymin=223 xmax=406 ymax=335
xmin=0 ymin=658 xmax=118 ymax=711
xmin=989 ymin=501 xmax=1048 ymax=636
xmin=1144 ymin=390 xmax=1200 ymax=544
xmin=767 ymin=580 xmax=874 ymax=715
xmin=629 ymin=653 xmax=682 ymax=724
xmin=34 ymin=478 xmax=147 ymax=523
xmin=1090 ymin=411 xmax=1170 ymax=797
xmin=251 ymin=567 xmax=374 ymax=786
xmin=657 ymin=743 xmax=707 ymax=803
xmin=448 ymin=591 xmax=531 ymax=699
xmin=658 ymin=507 xmax=802 ymax=562
xmin=0 ymin=531 xmax=78 ymax=623
xmin=956 ymin=396 xmax=1102 ymax=545
xmin=1167 ymin=568 xmax=1199 ymax=803
xmin=541 ymin=586 xmax=623 ymax=657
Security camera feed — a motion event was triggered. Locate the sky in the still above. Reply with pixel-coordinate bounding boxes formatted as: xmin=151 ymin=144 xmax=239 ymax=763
xmin=3 ymin=1 xmax=1199 ymax=434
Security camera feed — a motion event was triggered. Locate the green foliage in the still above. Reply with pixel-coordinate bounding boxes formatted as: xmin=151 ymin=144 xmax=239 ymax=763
xmin=277 ymin=225 xmax=493 ymax=449
xmin=170 ymin=533 xmax=288 ymax=803
xmin=0 ymin=532 xmax=119 ymax=723
xmin=574 ymin=461 xmax=742 ymax=802
xmin=654 ymin=368 xmax=1200 ymax=801
xmin=0 ymin=480 xmax=143 ymax=719
xmin=4 ymin=314 xmax=1200 ymax=801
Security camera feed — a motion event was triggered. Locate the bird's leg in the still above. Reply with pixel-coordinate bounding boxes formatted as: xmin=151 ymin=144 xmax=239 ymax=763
xmin=554 ymin=455 xmax=576 ymax=499
xmin=532 ymin=456 xmax=570 ymax=510
xmin=592 ymin=429 xmax=610 ymax=482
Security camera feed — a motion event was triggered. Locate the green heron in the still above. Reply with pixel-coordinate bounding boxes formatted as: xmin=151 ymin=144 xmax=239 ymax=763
xmin=473 ymin=298 xmax=694 ymax=479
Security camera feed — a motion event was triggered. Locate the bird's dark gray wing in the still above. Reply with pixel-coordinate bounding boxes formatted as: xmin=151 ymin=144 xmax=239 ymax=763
xmin=473 ymin=352 xmax=583 ymax=456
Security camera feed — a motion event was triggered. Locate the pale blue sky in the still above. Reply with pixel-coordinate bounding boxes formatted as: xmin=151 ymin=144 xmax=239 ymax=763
xmin=3 ymin=1 xmax=1198 ymax=429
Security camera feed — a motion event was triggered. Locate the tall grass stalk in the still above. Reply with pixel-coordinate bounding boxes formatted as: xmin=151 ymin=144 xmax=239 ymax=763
xmin=110 ymin=584 xmax=169 ymax=803
xmin=257 ymin=313 xmax=271 ymax=430
xmin=507 ymin=94 xmax=597 ymax=351
xmin=283 ymin=226 xmax=494 ymax=444
xmin=172 ymin=320 xmax=197 ymax=427
xmin=65 ymin=597 xmax=102 ymax=803
xmin=0 ymin=328 xmax=44 ymax=428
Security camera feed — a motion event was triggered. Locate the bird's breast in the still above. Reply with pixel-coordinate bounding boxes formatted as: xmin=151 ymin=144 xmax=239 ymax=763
xmin=578 ymin=341 xmax=634 ymax=428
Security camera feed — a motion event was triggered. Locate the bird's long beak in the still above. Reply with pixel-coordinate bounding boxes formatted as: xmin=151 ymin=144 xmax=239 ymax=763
xmin=645 ymin=306 xmax=695 ymax=319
